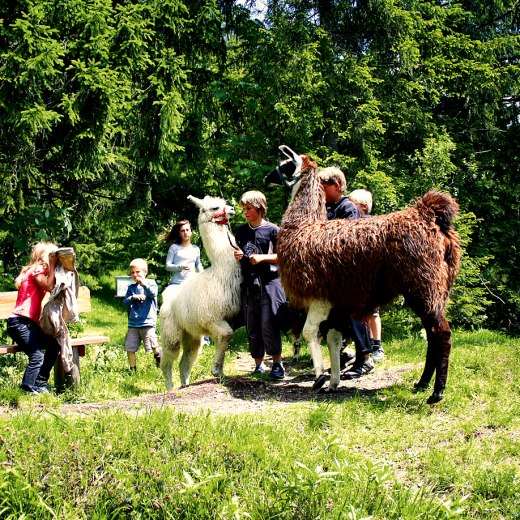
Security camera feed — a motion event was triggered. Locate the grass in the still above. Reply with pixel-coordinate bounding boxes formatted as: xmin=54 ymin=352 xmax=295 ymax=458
xmin=0 ymin=284 xmax=519 ymax=519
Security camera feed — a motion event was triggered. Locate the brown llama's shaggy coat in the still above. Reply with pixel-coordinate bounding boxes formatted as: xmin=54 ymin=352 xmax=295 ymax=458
xmin=277 ymin=156 xmax=461 ymax=404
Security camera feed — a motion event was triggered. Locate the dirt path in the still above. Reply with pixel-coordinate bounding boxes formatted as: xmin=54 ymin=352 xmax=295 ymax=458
xmin=1 ymin=355 xmax=420 ymax=418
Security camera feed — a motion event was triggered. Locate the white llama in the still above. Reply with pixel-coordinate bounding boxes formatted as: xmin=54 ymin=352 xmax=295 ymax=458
xmin=160 ymin=195 xmax=242 ymax=389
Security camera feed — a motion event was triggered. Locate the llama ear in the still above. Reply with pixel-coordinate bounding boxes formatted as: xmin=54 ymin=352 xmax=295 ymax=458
xmin=187 ymin=195 xmax=203 ymax=208
xmin=279 ymin=145 xmax=298 ymax=161
xmin=279 ymin=145 xmax=303 ymax=171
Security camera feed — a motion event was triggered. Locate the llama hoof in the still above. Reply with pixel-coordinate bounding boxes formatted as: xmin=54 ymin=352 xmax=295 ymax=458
xmin=427 ymin=391 xmax=444 ymax=404
xmin=312 ymin=373 xmax=328 ymax=390
xmin=324 ymin=385 xmax=338 ymax=393
xmin=211 ymin=363 xmax=224 ymax=377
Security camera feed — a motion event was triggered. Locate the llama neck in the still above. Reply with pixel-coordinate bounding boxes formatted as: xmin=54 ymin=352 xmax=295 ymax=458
xmin=281 ymin=164 xmax=327 ymax=228
xmin=199 ymin=223 xmax=236 ymax=264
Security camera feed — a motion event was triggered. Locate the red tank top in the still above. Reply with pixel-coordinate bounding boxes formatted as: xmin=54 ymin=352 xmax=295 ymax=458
xmin=12 ymin=265 xmax=47 ymax=322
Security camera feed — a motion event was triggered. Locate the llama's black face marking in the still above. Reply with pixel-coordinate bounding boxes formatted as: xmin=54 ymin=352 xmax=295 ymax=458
xmin=264 ymin=145 xmax=303 ymax=192
xmin=265 ymin=159 xmax=300 ymax=189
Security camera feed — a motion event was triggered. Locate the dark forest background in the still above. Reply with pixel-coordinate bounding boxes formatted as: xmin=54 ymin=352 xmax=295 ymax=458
xmin=1 ymin=0 xmax=519 ymax=332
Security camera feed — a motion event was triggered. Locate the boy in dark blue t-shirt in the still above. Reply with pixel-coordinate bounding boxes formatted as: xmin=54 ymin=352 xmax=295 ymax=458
xmin=234 ymin=190 xmax=289 ymax=379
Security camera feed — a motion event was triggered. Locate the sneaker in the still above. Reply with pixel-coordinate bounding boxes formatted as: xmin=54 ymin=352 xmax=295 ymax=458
xmin=339 ymin=350 xmax=356 ymax=369
xmin=203 ymin=336 xmax=211 ymax=346
xmin=253 ymin=363 xmax=267 ymax=374
xmin=153 ymin=351 xmax=162 ymax=367
xmin=269 ymin=362 xmax=285 ymax=379
xmin=343 ymin=360 xmax=374 ymax=380
xmin=20 ymin=384 xmax=39 ymax=395
xmin=372 ymin=347 xmax=385 ymax=363
xmin=32 ymin=385 xmax=49 ymax=394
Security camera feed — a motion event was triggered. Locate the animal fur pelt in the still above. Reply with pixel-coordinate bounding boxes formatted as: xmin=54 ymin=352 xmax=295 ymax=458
xmin=276 ymin=155 xmax=461 ymax=404
xmin=159 ymin=195 xmax=242 ymax=389
xmin=40 ymin=262 xmax=80 ymax=376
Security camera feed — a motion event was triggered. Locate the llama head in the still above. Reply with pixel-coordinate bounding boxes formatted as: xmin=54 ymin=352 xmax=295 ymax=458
xmin=264 ymin=145 xmax=304 ymax=191
xmin=187 ymin=195 xmax=236 ymax=226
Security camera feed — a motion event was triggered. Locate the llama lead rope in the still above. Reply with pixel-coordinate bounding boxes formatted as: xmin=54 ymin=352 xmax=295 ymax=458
xmin=226 ymin=227 xmax=239 ymax=250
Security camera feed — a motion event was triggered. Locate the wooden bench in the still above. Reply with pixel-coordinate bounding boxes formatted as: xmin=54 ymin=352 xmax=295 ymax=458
xmin=0 ymin=286 xmax=110 ymax=388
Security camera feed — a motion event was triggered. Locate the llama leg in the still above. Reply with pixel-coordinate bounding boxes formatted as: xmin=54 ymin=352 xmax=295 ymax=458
xmin=292 ymin=335 xmax=301 ymax=362
xmin=291 ymin=308 xmax=306 ymax=362
xmin=325 ymin=328 xmax=342 ymax=391
xmin=415 ymin=334 xmax=437 ymax=390
xmin=179 ymin=333 xmax=203 ymax=387
xmin=159 ymin=302 xmax=182 ymax=390
xmin=209 ymin=321 xmax=234 ymax=377
xmin=160 ymin=343 xmax=180 ymax=391
xmin=416 ymin=315 xmax=452 ymax=403
xmin=303 ymin=300 xmax=331 ymax=379
xmin=429 ymin=318 xmax=452 ymax=404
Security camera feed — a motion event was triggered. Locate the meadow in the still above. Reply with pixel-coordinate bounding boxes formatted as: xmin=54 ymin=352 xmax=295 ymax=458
xmin=0 ymin=277 xmax=519 ymax=519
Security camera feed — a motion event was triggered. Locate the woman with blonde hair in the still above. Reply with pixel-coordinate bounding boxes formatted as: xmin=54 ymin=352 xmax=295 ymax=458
xmin=7 ymin=242 xmax=61 ymax=394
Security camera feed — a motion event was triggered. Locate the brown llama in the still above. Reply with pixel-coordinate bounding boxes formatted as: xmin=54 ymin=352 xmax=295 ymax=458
xmin=275 ymin=154 xmax=461 ymax=404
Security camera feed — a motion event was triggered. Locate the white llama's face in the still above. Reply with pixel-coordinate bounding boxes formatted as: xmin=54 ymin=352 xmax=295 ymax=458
xmin=187 ymin=195 xmax=235 ymax=226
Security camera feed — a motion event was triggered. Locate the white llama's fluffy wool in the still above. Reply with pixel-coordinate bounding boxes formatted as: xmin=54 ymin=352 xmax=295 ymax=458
xmin=160 ymin=195 xmax=242 ymax=388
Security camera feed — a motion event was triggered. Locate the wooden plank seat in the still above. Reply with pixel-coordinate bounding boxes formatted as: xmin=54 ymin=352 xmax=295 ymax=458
xmin=0 ymin=286 xmax=110 ymax=388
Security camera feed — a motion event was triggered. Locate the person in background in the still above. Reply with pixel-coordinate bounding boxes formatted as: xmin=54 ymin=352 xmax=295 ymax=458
xmin=163 ymin=219 xmax=209 ymax=345
xmin=348 ymin=189 xmax=384 ymax=362
xmin=122 ymin=258 xmax=161 ymax=372
xmin=234 ymin=190 xmax=288 ymax=379
xmin=319 ymin=168 xmax=374 ymax=379
xmin=7 ymin=242 xmax=61 ymax=394
xmin=164 ymin=220 xmax=204 ymax=289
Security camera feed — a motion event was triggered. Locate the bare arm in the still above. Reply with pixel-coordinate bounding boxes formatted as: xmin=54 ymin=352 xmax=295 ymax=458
xmin=34 ymin=253 xmax=57 ymax=292
xmin=249 ymin=253 xmax=278 ymax=265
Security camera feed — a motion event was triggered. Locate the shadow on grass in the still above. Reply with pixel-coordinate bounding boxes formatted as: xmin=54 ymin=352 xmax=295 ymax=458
xmin=120 ymin=379 xmax=146 ymax=397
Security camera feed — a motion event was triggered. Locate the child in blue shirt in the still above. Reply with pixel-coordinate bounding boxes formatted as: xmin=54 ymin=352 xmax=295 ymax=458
xmin=122 ymin=258 xmax=161 ymax=372
xmin=234 ymin=190 xmax=289 ymax=379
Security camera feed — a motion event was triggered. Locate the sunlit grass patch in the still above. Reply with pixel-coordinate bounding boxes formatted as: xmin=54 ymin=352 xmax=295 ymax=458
xmin=1 ymin=407 xmax=496 ymax=519
xmin=1 ymin=291 xmax=519 ymax=519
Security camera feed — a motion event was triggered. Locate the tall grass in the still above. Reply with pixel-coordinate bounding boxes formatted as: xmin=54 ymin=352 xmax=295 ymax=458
xmin=0 ymin=284 xmax=519 ymax=518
